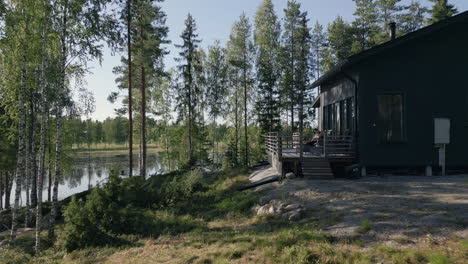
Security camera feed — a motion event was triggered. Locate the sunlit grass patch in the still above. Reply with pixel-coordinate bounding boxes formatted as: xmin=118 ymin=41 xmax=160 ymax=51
xmin=356 ymin=219 xmax=372 ymax=234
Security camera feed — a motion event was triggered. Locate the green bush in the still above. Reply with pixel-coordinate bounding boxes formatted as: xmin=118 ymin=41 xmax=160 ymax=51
xmin=60 ymin=196 xmax=111 ymax=251
xmin=215 ymin=192 xmax=258 ymax=215
xmin=60 ymin=169 xmax=210 ymax=251
xmin=145 ymin=169 xmax=207 ymax=206
xmin=60 ymin=173 xmax=148 ymax=251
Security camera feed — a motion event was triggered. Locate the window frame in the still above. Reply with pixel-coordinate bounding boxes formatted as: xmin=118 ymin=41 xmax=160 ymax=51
xmin=377 ymin=92 xmax=406 ymax=144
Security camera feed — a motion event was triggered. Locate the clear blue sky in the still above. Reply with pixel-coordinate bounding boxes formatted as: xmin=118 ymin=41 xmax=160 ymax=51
xmin=85 ymin=0 xmax=468 ymax=121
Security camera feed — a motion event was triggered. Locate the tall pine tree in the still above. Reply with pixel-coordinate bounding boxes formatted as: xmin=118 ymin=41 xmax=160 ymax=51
xmin=281 ymin=0 xmax=307 ymax=131
xmin=254 ymin=0 xmax=281 ymax=133
xmin=351 ymin=0 xmax=380 ymax=53
xmin=226 ymin=13 xmax=254 ymax=166
xmin=205 ymin=41 xmax=227 ymax=164
xmin=310 ymin=21 xmax=326 ymax=79
xmin=175 ymin=14 xmax=202 ymax=165
xmin=399 ymin=1 xmax=427 ymax=34
xmin=428 ymin=0 xmax=458 ymax=24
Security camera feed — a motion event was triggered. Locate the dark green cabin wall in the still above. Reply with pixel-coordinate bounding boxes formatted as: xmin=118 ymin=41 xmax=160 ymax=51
xmin=356 ymin=21 xmax=468 ymax=167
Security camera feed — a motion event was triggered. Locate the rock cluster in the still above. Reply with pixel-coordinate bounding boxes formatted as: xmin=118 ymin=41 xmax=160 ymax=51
xmin=252 ymin=199 xmax=305 ymax=221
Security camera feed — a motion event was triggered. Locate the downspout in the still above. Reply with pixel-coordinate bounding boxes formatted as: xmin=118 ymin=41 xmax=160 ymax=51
xmin=340 ymin=67 xmax=359 ymax=161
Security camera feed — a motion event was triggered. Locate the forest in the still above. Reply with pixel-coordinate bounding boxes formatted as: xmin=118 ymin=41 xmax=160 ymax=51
xmin=0 ymin=0 xmax=463 ymax=263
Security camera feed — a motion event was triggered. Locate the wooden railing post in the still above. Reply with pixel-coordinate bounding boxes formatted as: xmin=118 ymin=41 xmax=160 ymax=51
xmin=323 ymin=133 xmax=327 ymax=157
xmin=278 ymin=135 xmax=282 ymax=160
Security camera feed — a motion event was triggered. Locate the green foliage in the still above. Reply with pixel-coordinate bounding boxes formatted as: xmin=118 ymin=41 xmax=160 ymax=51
xmin=427 ymin=254 xmax=453 ymax=264
xmin=351 ymin=0 xmax=380 ymax=53
xmin=282 ymin=245 xmax=318 ymax=264
xmin=428 ymin=0 xmax=458 ymax=24
xmin=357 ymin=219 xmax=372 ymax=233
xmin=60 ymin=196 xmax=111 ymax=251
xmin=399 ymin=1 xmax=428 ymax=35
xmin=60 ymin=173 xmax=149 ymax=251
xmin=254 ymin=0 xmax=281 ymax=133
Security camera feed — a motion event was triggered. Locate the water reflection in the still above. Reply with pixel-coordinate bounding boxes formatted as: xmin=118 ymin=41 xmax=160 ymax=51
xmin=12 ymin=152 xmax=165 ymax=204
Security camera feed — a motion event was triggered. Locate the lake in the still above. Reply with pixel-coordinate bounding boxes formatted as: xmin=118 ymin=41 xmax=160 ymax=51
xmin=11 ymin=151 xmax=166 ymax=205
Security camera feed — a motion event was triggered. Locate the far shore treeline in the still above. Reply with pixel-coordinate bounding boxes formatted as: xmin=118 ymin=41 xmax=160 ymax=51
xmin=0 ymin=0 xmax=459 ymax=255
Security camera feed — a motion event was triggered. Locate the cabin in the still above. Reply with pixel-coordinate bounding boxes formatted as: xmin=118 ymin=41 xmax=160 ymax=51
xmin=266 ymin=11 xmax=468 ymax=178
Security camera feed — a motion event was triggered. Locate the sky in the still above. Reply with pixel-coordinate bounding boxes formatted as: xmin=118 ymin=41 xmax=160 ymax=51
xmin=84 ymin=0 xmax=468 ymax=121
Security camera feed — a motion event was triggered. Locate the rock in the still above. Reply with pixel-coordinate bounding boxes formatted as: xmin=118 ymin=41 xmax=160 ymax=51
xmin=268 ymin=206 xmax=275 ymax=214
xmin=288 ymin=210 xmax=303 ymax=221
xmin=284 ymin=204 xmax=301 ymax=211
xmin=285 ymin=172 xmax=296 ymax=179
xmin=253 ymin=200 xmax=305 ymax=221
xmin=256 ymin=205 xmax=270 ymax=215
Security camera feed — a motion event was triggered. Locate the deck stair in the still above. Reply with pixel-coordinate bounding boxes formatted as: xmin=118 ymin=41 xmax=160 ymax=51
xmin=301 ymin=158 xmax=334 ymax=179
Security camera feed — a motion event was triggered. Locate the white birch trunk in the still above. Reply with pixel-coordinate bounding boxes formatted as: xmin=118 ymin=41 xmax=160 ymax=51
xmin=36 ymin=3 xmax=49 ymax=250
xmin=49 ymin=6 xmax=66 ymax=239
xmin=25 ymin=114 xmax=30 ymax=227
xmin=11 ymin=49 xmax=28 ymax=241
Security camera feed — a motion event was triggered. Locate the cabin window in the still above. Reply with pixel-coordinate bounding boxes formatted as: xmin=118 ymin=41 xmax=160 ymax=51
xmin=340 ymin=100 xmax=346 ymax=133
xmin=378 ymin=94 xmax=404 ymax=142
xmin=324 ymin=104 xmax=333 ymax=130
xmin=346 ymin=97 xmax=354 ymax=131
xmin=323 ymin=97 xmax=354 ymax=134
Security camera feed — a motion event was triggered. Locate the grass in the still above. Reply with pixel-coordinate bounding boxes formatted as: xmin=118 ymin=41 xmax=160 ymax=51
xmin=1 ymin=169 xmax=467 ymax=264
xmin=356 ymin=219 xmax=372 ymax=234
xmin=68 ymin=143 xmax=161 ymax=156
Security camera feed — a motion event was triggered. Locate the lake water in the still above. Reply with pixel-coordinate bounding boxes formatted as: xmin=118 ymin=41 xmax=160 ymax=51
xmin=10 ymin=151 xmax=166 ymax=205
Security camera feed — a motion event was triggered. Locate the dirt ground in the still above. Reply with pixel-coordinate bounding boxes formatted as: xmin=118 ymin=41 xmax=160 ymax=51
xmin=253 ymin=168 xmax=468 ymax=247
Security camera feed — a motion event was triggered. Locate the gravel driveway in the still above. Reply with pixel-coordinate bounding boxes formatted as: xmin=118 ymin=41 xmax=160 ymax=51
xmin=254 ymin=170 xmax=468 ymax=246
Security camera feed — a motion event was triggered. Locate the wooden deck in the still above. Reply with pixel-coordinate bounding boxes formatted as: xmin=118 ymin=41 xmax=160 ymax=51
xmin=280 ymin=149 xmax=354 ymax=161
xmin=265 ymin=132 xmax=356 ymax=177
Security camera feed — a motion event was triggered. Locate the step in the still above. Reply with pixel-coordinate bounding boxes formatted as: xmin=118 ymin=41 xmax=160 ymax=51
xmin=303 ymin=168 xmax=331 ymax=172
xmin=302 ymin=164 xmax=331 ymax=169
xmin=303 ymin=173 xmax=334 ymax=179
xmin=302 ymin=160 xmax=329 ymax=163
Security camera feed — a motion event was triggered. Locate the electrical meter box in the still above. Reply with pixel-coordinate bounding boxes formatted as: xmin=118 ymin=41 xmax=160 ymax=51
xmin=434 ymin=118 xmax=450 ymax=144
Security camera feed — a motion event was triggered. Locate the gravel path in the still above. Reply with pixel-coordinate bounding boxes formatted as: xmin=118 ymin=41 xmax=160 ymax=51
xmin=252 ymin=168 xmax=468 ymax=245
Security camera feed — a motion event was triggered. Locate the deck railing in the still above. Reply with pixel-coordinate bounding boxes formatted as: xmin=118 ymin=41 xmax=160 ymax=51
xmin=264 ymin=131 xmax=355 ymax=159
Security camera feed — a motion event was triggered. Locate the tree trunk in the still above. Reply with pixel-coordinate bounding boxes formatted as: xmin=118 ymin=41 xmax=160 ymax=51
xmin=48 ymin=109 xmax=62 ymax=241
xmin=127 ymin=0 xmax=133 ymax=177
xmin=243 ymin=61 xmax=248 ymax=167
xmin=234 ymin=81 xmax=239 ymax=166
xmin=212 ymin=116 xmax=216 ymax=164
xmin=25 ymin=113 xmax=31 ymax=227
xmin=188 ymin=66 xmax=193 ymax=164
xmin=37 ymin=6 xmax=49 ymax=250
xmin=11 ymin=49 xmax=28 ymax=241
xmin=5 ymin=172 xmax=12 ymax=209
xmin=49 ymin=7 xmax=66 ymax=241
xmin=290 ymin=25 xmax=295 ymax=131
xmin=140 ymin=65 xmax=146 ymax=179
xmin=30 ymin=101 xmax=37 ymax=208
xmin=0 ymin=172 xmax=3 ymax=209
xmin=47 ymin=114 xmax=51 ymax=203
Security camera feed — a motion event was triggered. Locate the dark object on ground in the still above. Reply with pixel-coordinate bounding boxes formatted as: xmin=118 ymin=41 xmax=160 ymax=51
xmin=238 ymin=176 xmax=280 ymax=191
xmin=345 ymin=164 xmax=361 ymax=179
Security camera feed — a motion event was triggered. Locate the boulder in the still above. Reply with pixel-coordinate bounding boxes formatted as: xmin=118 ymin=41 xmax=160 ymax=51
xmin=285 ymin=172 xmax=296 ymax=179
xmin=252 ymin=200 xmax=305 ymax=221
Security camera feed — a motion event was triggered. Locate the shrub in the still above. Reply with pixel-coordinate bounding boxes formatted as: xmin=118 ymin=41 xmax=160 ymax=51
xmin=60 ymin=196 xmax=111 ymax=251
xmin=215 ymin=192 xmax=258 ymax=215
xmin=60 ymin=173 xmax=147 ymax=251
